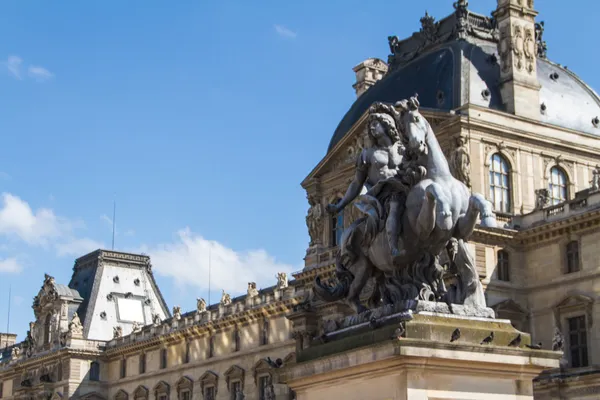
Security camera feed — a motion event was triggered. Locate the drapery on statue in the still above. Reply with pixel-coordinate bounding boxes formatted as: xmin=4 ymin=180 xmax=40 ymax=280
xmin=449 ymin=136 xmax=471 ymax=188
xmin=306 ymin=195 xmax=324 ymax=245
xmin=314 ymin=95 xmax=496 ymax=314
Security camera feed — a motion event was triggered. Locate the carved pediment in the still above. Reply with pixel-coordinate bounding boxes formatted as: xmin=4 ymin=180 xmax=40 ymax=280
xmin=176 ymin=376 xmax=193 ymax=392
xmin=114 ymin=390 xmax=129 ymax=400
xmin=133 ymin=386 xmax=149 ymax=400
xmin=50 ymin=393 xmax=64 ymax=400
xmin=153 ymin=381 xmax=170 ymax=396
xmin=283 ymin=352 xmax=297 ymax=365
xmin=224 ymin=365 xmax=245 ymax=391
xmin=252 ymin=359 xmax=274 ymax=384
xmin=553 ymin=293 xmax=595 ymax=328
xmin=491 ymin=299 xmax=527 ymax=316
xmin=199 ymin=371 xmax=219 ymax=393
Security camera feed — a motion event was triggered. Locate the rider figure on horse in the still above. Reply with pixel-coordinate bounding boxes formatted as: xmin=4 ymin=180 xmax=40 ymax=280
xmin=327 ymin=103 xmax=410 ymax=263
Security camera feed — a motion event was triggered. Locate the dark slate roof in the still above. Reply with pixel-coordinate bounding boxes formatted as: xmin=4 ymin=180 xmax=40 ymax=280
xmin=327 ymin=6 xmax=600 ymax=152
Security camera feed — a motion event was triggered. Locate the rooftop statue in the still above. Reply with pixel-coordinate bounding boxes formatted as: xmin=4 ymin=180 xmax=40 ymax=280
xmin=314 ymin=96 xmax=496 ymax=314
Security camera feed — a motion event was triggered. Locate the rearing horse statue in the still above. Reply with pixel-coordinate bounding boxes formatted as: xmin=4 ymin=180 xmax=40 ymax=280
xmin=314 ymin=96 xmax=496 ymax=313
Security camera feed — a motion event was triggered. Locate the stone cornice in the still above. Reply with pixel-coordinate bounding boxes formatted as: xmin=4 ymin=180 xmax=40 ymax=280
xmin=103 ymin=297 xmax=302 ymax=359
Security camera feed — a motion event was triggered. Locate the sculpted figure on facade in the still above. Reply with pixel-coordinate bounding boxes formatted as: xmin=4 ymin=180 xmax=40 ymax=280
xmin=172 ymin=306 xmax=182 ymax=320
xmin=113 ymin=326 xmax=123 ymax=339
xmin=197 ymin=297 xmax=207 ymax=313
xmin=590 ymin=166 xmax=600 ymax=191
xmin=131 ymin=321 xmax=141 ymax=333
xmin=68 ymin=312 xmax=83 ymax=337
xmin=315 ymin=96 xmax=496 ymax=314
xmin=306 ymin=195 xmax=324 ymax=246
xmin=276 ymin=272 xmax=288 ymax=290
xmin=535 ymin=188 xmax=550 ymax=209
xmin=221 ymin=290 xmax=232 ymax=306
xmin=247 ymin=282 xmax=259 ymax=298
xmin=449 ymin=136 xmax=471 ymax=188
xmin=153 ymin=313 xmax=162 ymax=326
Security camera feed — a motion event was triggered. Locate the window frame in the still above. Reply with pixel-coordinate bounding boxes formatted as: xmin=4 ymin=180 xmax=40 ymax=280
xmin=549 ymin=166 xmax=568 ymax=205
xmin=159 ymin=348 xmax=168 ymax=369
xmin=496 ymin=249 xmax=510 ymax=282
xmin=488 ymin=153 xmax=512 ymax=213
xmin=565 ymin=240 xmax=581 ymax=274
xmin=89 ymin=361 xmax=100 ymax=381
xmin=567 ymin=315 xmax=589 ymax=368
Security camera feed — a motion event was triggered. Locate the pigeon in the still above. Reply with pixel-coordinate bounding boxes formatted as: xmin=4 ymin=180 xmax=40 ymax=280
xmin=527 ymin=342 xmax=543 ymax=350
xmin=480 ymin=331 xmax=494 ymax=345
xmin=369 ymin=316 xmax=379 ymax=330
xmin=508 ymin=334 xmax=521 ymax=347
xmin=266 ymin=357 xmax=283 ymax=368
xmin=450 ymin=328 xmax=461 ymax=343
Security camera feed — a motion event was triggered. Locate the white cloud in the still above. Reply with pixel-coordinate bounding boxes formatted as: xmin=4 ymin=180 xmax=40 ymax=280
xmin=0 ymin=257 xmax=23 ymax=274
xmin=28 ymin=66 xmax=54 ymax=82
xmin=274 ymin=24 xmax=297 ymax=39
xmin=55 ymin=237 xmax=104 ymax=257
xmin=4 ymin=56 xmax=22 ymax=79
xmin=0 ymin=193 xmax=68 ymax=245
xmin=0 ymin=192 xmax=102 ymax=258
xmin=141 ymin=228 xmax=296 ymax=295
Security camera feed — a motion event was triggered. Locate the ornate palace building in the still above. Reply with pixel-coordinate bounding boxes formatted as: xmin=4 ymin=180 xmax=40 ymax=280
xmin=1 ymin=0 xmax=599 ymax=399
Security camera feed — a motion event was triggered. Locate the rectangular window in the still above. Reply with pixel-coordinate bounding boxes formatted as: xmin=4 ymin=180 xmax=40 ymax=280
xmin=181 ymin=390 xmax=191 ymax=400
xmin=160 ymin=348 xmax=167 ymax=369
xmin=497 ymin=250 xmax=510 ymax=282
xmin=120 ymin=358 xmax=127 ymax=378
xmin=566 ymin=241 xmax=580 ymax=273
xmin=258 ymin=376 xmax=270 ymax=400
xmin=157 ymin=394 xmax=168 ymax=400
xmin=205 ymin=386 xmax=216 ymax=400
xmin=0 ymin=380 xmax=3 ymax=398
xmin=568 ymin=316 xmax=588 ymax=368
xmin=139 ymin=353 xmax=146 ymax=374
xmin=230 ymin=381 xmax=241 ymax=400
xmin=261 ymin=320 xmax=269 ymax=346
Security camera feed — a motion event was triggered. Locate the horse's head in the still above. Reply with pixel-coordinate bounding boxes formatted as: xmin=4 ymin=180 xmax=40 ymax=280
xmin=396 ymin=95 xmax=429 ymax=155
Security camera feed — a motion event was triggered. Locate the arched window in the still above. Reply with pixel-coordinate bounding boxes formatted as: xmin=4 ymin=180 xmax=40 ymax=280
xmin=497 ymin=250 xmax=510 ymax=282
xmin=44 ymin=314 xmax=52 ymax=345
xmin=330 ymin=199 xmax=344 ymax=247
xmin=89 ymin=361 xmax=100 ymax=381
xmin=549 ymin=167 xmax=568 ymax=205
xmin=489 ymin=154 xmax=511 ymax=213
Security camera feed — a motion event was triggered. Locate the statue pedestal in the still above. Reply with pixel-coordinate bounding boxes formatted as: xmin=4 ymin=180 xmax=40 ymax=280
xmin=281 ymin=312 xmax=561 ymax=400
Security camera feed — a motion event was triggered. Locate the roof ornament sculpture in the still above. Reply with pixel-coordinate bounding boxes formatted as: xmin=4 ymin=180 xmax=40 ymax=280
xmin=314 ymin=95 xmax=496 ymax=315
xmin=535 ymin=21 xmax=548 ymax=58
xmin=453 ymin=0 xmax=469 ymax=40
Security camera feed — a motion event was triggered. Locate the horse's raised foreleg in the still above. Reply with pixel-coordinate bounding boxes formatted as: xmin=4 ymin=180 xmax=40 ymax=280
xmin=454 ymin=193 xmax=497 ymax=240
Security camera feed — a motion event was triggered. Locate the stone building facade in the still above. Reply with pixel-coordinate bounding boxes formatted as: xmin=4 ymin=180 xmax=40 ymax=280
xmin=1 ymin=1 xmax=599 ymax=399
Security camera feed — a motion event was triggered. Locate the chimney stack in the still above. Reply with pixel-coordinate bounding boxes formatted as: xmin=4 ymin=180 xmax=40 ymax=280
xmin=352 ymin=58 xmax=388 ymax=98
xmin=1 ymin=333 xmax=17 ymax=349
xmin=493 ymin=0 xmax=541 ymax=120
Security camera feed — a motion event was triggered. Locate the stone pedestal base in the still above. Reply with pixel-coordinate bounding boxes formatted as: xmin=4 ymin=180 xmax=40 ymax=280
xmin=282 ymin=313 xmax=561 ymax=400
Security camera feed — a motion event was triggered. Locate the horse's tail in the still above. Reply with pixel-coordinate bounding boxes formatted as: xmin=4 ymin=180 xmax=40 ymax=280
xmin=313 ymin=253 xmax=354 ymax=302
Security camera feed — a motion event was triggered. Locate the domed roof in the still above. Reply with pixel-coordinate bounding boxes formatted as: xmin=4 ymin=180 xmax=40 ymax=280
xmin=328 ymin=7 xmax=600 ymax=152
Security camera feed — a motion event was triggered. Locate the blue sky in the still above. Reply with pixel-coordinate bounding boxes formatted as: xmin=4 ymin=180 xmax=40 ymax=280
xmin=1 ymin=0 xmax=599 ymax=340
